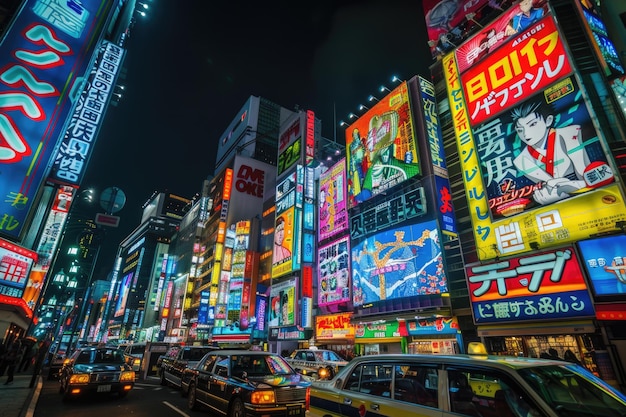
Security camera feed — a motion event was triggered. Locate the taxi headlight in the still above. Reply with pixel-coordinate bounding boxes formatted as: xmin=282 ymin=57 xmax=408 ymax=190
xmin=319 ymin=368 xmax=329 ymax=379
xmin=251 ymin=390 xmax=276 ymax=404
xmin=69 ymin=374 xmax=90 ymax=384
xmin=120 ymin=371 xmax=135 ymax=382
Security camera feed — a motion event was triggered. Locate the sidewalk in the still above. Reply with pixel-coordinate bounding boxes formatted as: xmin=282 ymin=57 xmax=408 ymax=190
xmin=0 ymin=373 xmax=43 ymax=417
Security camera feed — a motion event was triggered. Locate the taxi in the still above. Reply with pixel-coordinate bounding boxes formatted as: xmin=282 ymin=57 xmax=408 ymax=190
xmin=308 ymin=342 xmax=626 ymax=417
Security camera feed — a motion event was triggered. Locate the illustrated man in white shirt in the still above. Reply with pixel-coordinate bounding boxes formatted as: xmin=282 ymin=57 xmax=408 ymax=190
xmin=511 ymin=101 xmax=593 ymax=205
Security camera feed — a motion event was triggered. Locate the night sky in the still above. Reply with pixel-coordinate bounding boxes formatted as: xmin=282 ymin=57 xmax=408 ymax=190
xmin=81 ymin=0 xmax=433 ymax=280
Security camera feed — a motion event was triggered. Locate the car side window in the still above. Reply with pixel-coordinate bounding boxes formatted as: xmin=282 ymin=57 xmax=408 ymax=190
xmin=214 ymin=355 xmax=229 ymax=378
xmin=344 ymin=363 xmax=393 ymax=397
xmin=447 ymin=368 xmax=540 ymax=417
xmin=393 ymin=364 xmax=438 ymax=408
xmin=202 ymin=354 xmax=218 ymax=372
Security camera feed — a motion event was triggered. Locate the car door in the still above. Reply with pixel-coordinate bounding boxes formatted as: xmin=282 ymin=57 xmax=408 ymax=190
xmin=195 ymin=353 xmax=217 ymax=405
xmin=206 ymin=354 xmax=231 ymax=415
xmin=337 ymin=361 xmax=443 ymax=417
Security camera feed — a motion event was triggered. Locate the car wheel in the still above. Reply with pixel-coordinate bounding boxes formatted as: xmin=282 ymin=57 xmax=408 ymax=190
xmin=160 ymin=370 xmax=167 ymax=386
xmin=187 ymin=383 xmax=198 ymax=410
xmin=229 ymin=397 xmax=245 ymax=417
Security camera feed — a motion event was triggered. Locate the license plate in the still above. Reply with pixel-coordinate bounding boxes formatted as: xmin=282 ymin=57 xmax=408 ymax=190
xmin=97 ymin=384 xmax=111 ymax=392
xmin=286 ymin=405 xmax=302 ymax=417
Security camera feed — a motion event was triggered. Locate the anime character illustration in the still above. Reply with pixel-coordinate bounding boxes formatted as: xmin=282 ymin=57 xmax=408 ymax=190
xmin=510 ymin=101 xmax=613 ymax=205
xmin=355 ymin=112 xmax=419 ymax=202
xmin=273 ymin=215 xmax=291 ymax=264
xmin=505 ymin=0 xmax=544 ymax=36
xmin=348 ymin=128 xmax=367 ymax=198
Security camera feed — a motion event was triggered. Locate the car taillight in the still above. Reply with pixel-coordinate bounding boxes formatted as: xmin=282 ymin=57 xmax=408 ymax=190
xmin=306 ymin=387 xmax=310 ymax=410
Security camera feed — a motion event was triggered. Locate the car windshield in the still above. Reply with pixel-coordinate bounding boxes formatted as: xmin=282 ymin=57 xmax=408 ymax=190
xmin=231 ymin=354 xmax=295 ymax=377
xmin=518 ymin=364 xmax=626 ymax=416
xmin=76 ymin=349 xmax=125 ymax=364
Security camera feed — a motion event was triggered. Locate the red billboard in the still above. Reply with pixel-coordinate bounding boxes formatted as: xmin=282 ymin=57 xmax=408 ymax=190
xmin=455 ymin=1 xmax=550 ymax=74
xmin=461 ymin=15 xmax=574 ymax=126
xmin=466 ymin=247 xmax=595 ymax=324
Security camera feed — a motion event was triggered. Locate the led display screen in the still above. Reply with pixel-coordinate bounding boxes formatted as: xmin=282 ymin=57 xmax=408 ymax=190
xmin=114 ymin=272 xmax=133 ymax=318
xmin=351 ymin=220 xmax=446 ymax=307
xmin=318 ymin=236 xmax=350 ymax=307
xmin=578 ymin=234 xmax=626 ymax=296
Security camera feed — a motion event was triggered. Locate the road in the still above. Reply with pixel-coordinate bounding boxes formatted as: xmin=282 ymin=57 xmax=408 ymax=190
xmin=34 ymin=375 xmax=197 ymax=417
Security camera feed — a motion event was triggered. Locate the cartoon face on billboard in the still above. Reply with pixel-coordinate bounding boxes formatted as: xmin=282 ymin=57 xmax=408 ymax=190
xmin=474 ymin=77 xmax=614 ymax=219
xmin=345 ymin=82 xmax=420 ymax=208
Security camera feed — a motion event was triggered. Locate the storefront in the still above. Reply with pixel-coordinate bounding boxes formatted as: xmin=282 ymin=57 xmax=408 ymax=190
xmin=406 ymin=316 xmax=463 ymax=354
xmin=354 ymin=319 xmax=407 ymax=355
xmin=312 ymin=313 xmax=355 ymax=359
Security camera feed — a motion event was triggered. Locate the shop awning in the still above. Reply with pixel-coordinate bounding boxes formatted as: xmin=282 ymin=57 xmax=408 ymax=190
xmin=354 ymin=337 xmax=403 ymax=344
xmin=477 ymin=320 xmax=595 ymax=337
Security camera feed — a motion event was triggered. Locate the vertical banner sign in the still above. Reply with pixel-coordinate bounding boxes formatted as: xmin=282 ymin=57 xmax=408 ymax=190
xmin=318 ymin=159 xmax=348 ymax=242
xmin=305 ymin=110 xmax=315 ymax=165
xmin=50 ymin=41 xmax=125 ymax=185
xmin=0 ymin=0 xmax=115 ymax=239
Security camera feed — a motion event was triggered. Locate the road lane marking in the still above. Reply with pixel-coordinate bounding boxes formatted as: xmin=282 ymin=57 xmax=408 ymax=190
xmin=163 ymin=401 xmax=190 ymax=417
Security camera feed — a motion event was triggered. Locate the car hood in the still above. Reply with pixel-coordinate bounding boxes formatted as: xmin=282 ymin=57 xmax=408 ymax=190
xmin=247 ymin=373 xmax=310 ymax=388
xmin=72 ymin=363 xmax=128 ymax=373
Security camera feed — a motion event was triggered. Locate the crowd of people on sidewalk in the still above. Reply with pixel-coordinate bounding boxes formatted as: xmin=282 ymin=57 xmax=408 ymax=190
xmin=0 ymin=338 xmax=41 ymax=385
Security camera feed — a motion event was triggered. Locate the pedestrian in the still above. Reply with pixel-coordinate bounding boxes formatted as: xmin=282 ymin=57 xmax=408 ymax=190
xmin=4 ymin=341 xmax=21 ymax=385
xmin=18 ymin=339 xmax=38 ymax=373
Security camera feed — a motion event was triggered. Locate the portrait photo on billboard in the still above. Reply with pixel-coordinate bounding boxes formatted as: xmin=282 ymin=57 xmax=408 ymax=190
xmin=351 ymin=220 xmax=446 ymax=307
xmin=318 ymin=236 xmax=351 ymax=307
xmin=268 ymin=279 xmax=296 ymax=327
xmin=345 ymin=82 xmax=421 ymax=208
xmin=473 ymin=76 xmax=614 ymax=219
xmin=272 ymin=208 xmax=294 ymax=269
xmin=578 ymin=234 xmax=626 ymax=297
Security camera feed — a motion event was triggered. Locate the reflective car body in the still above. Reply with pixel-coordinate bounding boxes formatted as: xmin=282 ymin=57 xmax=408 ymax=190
xmin=308 ymin=349 xmax=626 ymax=417
xmin=286 ymin=348 xmax=348 ymax=380
xmin=58 ymin=347 xmax=135 ymax=401
xmin=181 ymin=349 xmax=311 ymax=417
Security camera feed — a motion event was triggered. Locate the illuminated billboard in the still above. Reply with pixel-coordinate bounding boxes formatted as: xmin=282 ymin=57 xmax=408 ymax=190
xmin=466 ymin=247 xmax=595 ymax=324
xmin=475 ymin=77 xmax=614 ymax=219
xmin=318 ymin=159 xmax=348 ymax=242
xmin=576 ymin=0 xmax=624 ymax=78
xmin=346 ymin=81 xmax=420 ymax=208
xmin=578 ymin=234 xmax=626 ymax=297
xmin=0 ymin=238 xmax=37 ymax=298
xmin=461 ymin=15 xmax=574 ymax=126
xmin=268 ymin=278 xmax=296 ymax=327
xmin=318 ymin=236 xmax=350 ymax=307
xmin=0 ymin=0 xmax=115 ymax=239
xmin=114 ymin=272 xmax=133 ymax=318
xmin=443 ymin=52 xmax=626 ymax=261
xmin=455 ymin=1 xmax=550 ymax=74
xmin=278 ymin=117 xmax=302 ymax=176
xmin=50 ymin=41 xmax=125 ymax=185
xmin=422 ymin=0 xmax=492 ymax=58
xmin=351 ymin=220 xmax=447 ymax=307
xmin=273 ymin=169 xmax=303 ymax=278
